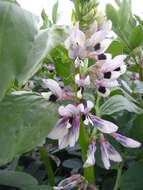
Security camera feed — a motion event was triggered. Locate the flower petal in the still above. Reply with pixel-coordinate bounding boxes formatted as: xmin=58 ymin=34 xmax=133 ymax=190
xmin=87 ymin=100 xmax=94 ymax=111
xmin=88 ymin=30 xmax=107 ymax=47
xmin=102 ymin=20 xmax=112 ymax=33
xmin=42 ymin=79 xmax=62 ymax=98
xmin=84 ymin=148 xmax=96 ymax=168
xmin=101 ymin=80 xmax=119 ymax=88
xmin=59 ymin=135 xmax=69 ymax=149
xmin=48 ymin=118 xmax=68 ymax=140
xmin=106 ymin=142 xmax=122 ymax=162
xmin=100 ymin=135 xmax=110 ymax=169
xmin=112 ymin=133 xmax=141 ymax=148
xmin=90 ymin=115 xmax=118 ymax=133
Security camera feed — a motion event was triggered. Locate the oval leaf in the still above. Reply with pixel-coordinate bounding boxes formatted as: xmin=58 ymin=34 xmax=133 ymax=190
xmin=0 ymin=93 xmax=58 ymax=166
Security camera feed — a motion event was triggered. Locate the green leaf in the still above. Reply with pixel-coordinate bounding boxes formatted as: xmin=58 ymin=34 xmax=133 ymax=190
xmin=120 ymin=160 xmax=143 ymax=190
xmin=129 ymin=115 xmax=143 ymax=144
xmin=0 ymin=170 xmax=38 ymax=188
xmin=0 ymin=93 xmax=58 ymax=166
xmin=46 ymin=26 xmax=69 ymax=53
xmin=0 ymin=0 xmax=48 ymax=100
xmin=130 ymin=25 xmax=143 ymax=49
xmin=118 ymin=0 xmax=131 ymax=29
xmin=100 ymin=95 xmax=143 ymax=115
xmin=106 ymin=4 xmax=119 ymax=27
xmin=52 ymin=0 xmax=59 ymax=24
xmin=106 ymin=41 xmax=123 ymax=57
xmin=40 ymin=9 xmax=51 ymax=29
xmin=50 ymin=45 xmax=72 ymax=83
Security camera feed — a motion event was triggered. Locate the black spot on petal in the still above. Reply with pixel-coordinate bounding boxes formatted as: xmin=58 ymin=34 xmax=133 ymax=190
xmin=81 ymin=114 xmax=86 ymax=121
xmin=98 ymin=54 xmax=107 ymax=60
xmin=104 ymin=72 xmax=112 ymax=79
xmin=94 ymin=43 xmax=101 ymax=51
xmin=69 ymin=117 xmax=73 ymax=124
xmin=49 ymin=94 xmax=58 ymax=102
xmin=98 ymin=86 xmax=106 ymax=94
xmin=114 ymin=67 xmax=121 ymax=71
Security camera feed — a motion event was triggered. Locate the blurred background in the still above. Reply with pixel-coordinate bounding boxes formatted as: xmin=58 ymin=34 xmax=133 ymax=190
xmin=17 ymin=0 xmax=143 ymax=25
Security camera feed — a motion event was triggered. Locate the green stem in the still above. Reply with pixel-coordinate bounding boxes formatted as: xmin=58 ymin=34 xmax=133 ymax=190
xmin=113 ymin=150 xmax=127 ymax=190
xmin=95 ymin=96 xmax=101 ymax=117
xmin=79 ymin=121 xmax=95 ymax=184
xmin=39 ymin=146 xmax=55 ymax=186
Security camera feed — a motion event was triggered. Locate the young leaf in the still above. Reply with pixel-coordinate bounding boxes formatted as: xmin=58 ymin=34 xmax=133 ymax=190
xmin=0 ymin=93 xmax=58 ymax=166
xmin=118 ymin=0 xmax=131 ymax=29
xmin=106 ymin=4 xmax=119 ymax=27
xmin=106 ymin=41 xmax=123 ymax=58
xmin=50 ymin=45 xmax=72 ymax=80
xmin=130 ymin=25 xmax=143 ymax=49
xmin=52 ymin=0 xmax=59 ymax=24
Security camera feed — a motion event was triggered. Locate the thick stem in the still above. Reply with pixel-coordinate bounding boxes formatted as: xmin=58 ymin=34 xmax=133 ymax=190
xmin=39 ymin=146 xmax=55 ymax=186
xmin=79 ymin=121 xmax=95 ymax=184
xmin=113 ymin=150 xmax=127 ymax=190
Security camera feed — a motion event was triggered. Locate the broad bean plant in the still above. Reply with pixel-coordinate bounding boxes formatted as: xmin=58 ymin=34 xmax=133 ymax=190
xmin=0 ymin=0 xmax=143 ymax=190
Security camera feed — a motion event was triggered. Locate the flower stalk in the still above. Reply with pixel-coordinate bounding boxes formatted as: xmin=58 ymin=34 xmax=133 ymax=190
xmin=39 ymin=146 xmax=55 ymax=186
xmin=78 ymin=120 xmax=95 ymax=184
xmin=113 ymin=149 xmax=127 ymax=190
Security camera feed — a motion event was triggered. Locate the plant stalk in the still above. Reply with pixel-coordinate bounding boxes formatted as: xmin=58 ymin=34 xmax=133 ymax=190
xmin=113 ymin=150 xmax=127 ymax=190
xmin=79 ymin=121 xmax=95 ymax=184
xmin=39 ymin=146 xmax=55 ymax=186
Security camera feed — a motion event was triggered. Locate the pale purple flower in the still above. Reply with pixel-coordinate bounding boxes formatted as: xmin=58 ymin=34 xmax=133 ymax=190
xmin=111 ymin=133 xmax=141 ymax=148
xmin=96 ymin=80 xmax=119 ymax=97
xmin=87 ymin=32 xmax=111 ymax=58
xmin=81 ymin=100 xmax=118 ymax=133
xmin=84 ymin=136 xmax=96 ymax=168
xmin=48 ymin=103 xmax=84 ymax=149
xmin=100 ymin=134 xmax=122 ymax=170
xmin=90 ymin=54 xmax=126 ymax=97
xmin=65 ymin=28 xmax=86 ymax=59
xmin=42 ymin=79 xmax=74 ymax=101
xmin=100 ymin=55 xmax=127 ymax=81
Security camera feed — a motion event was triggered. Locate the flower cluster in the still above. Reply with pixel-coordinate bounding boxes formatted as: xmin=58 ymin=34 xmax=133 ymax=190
xmin=42 ymin=19 xmax=141 ymax=171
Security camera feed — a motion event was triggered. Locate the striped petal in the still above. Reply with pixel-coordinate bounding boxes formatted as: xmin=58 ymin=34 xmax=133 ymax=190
xmin=112 ymin=133 xmax=141 ymax=148
xmin=48 ymin=118 xmax=68 ymax=140
xmin=90 ymin=115 xmax=118 ymax=133
xmin=106 ymin=142 xmax=122 ymax=162
xmin=100 ymin=135 xmax=110 ymax=169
